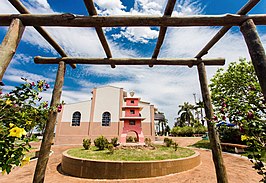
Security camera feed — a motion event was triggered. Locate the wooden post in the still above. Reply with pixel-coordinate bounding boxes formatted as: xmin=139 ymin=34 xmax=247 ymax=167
xmin=0 ymin=18 xmax=25 ymax=81
xmin=33 ymin=61 xmax=66 ymax=183
xmin=240 ymin=19 xmax=266 ymax=99
xmin=197 ymin=62 xmax=228 ymax=183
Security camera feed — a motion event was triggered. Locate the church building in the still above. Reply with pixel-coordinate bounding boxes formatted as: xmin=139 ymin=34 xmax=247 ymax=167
xmin=55 ymin=86 xmax=156 ymax=145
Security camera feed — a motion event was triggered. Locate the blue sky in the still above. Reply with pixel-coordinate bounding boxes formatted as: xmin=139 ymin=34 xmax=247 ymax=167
xmin=0 ymin=0 xmax=266 ymax=126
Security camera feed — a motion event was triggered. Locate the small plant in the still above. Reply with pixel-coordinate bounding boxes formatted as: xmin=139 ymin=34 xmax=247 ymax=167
xmin=164 ymin=137 xmax=173 ymax=147
xmin=107 ymin=144 xmax=114 ymax=154
xmin=145 ymin=138 xmax=152 ymax=146
xmin=110 ymin=137 xmax=119 ymax=147
xmin=134 ymin=137 xmax=138 ymax=142
xmin=126 ymin=136 xmax=134 ymax=143
xmin=173 ymin=142 xmax=178 ymax=151
xmin=94 ymin=136 xmax=108 ymax=150
xmin=83 ymin=138 xmax=91 ymax=150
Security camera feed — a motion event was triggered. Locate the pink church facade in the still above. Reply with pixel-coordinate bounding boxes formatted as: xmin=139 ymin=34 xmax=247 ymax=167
xmin=55 ymin=86 xmax=156 ymax=145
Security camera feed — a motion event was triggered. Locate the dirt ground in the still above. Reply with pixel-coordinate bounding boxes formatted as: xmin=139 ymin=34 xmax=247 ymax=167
xmin=0 ymin=137 xmax=261 ymax=183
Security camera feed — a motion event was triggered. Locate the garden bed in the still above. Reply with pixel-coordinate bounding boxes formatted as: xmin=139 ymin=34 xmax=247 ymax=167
xmin=61 ymin=146 xmax=201 ymax=179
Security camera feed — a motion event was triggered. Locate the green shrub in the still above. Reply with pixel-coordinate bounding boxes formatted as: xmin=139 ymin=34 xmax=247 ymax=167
xmin=218 ymin=126 xmax=243 ymax=144
xmin=164 ymin=137 xmax=173 ymax=147
xmin=173 ymin=142 xmax=178 ymax=151
xmin=145 ymin=138 xmax=152 ymax=146
xmin=110 ymin=137 xmax=119 ymax=147
xmin=83 ymin=138 xmax=91 ymax=150
xmin=126 ymin=136 xmax=134 ymax=142
xmin=194 ymin=126 xmax=207 ymax=134
xmin=107 ymin=144 xmax=114 ymax=154
xmin=94 ymin=136 xmax=108 ymax=150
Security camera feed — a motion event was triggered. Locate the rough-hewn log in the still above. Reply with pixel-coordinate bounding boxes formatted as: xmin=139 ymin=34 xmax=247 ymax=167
xmin=33 ymin=61 xmax=66 ymax=183
xmin=195 ymin=0 xmax=260 ymax=58
xmin=34 ymin=56 xmax=225 ymax=66
xmin=240 ymin=19 xmax=266 ymax=99
xmin=84 ymin=0 xmax=113 ymax=67
xmin=197 ymin=62 xmax=228 ymax=183
xmin=151 ymin=0 xmax=176 ymax=63
xmin=0 ymin=14 xmax=266 ymax=27
xmin=0 ymin=18 xmax=25 ymax=81
xmin=8 ymin=0 xmax=76 ymax=69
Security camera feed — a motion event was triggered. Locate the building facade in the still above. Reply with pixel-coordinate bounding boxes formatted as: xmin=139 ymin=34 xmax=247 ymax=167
xmin=55 ymin=86 xmax=156 ymax=145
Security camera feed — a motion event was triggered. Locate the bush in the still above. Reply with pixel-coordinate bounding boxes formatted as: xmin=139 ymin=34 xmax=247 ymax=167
xmin=83 ymin=138 xmax=91 ymax=150
xmin=110 ymin=137 xmax=119 ymax=147
xmin=164 ymin=137 xmax=173 ymax=147
xmin=134 ymin=137 xmax=138 ymax=142
xmin=173 ymin=142 xmax=178 ymax=151
xmin=107 ymin=144 xmax=114 ymax=154
xmin=126 ymin=136 xmax=134 ymax=142
xmin=145 ymin=138 xmax=152 ymax=146
xmin=94 ymin=136 xmax=108 ymax=150
xmin=194 ymin=126 xmax=207 ymax=134
xmin=218 ymin=126 xmax=243 ymax=144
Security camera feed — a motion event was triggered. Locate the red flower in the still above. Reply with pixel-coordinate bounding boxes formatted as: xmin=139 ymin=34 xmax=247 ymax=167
xmin=45 ymin=83 xmax=50 ymax=89
xmin=57 ymin=104 xmax=62 ymax=112
xmin=247 ymin=111 xmax=254 ymax=120
xmin=222 ymin=116 xmax=226 ymax=120
xmin=212 ymin=116 xmax=218 ymax=121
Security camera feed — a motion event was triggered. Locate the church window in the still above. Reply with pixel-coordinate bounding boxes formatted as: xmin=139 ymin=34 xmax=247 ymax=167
xmin=72 ymin=111 xmax=81 ymax=126
xmin=102 ymin=112 xmax=111 ymax=126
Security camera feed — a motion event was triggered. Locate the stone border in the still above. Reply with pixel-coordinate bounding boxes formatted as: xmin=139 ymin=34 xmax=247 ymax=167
xmin=61 ymin=149 xmax=201 ymax=179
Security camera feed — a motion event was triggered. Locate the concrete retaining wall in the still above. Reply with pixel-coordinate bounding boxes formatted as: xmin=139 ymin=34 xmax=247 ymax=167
xmin=61 ymin=150 xmax=201 ymax=179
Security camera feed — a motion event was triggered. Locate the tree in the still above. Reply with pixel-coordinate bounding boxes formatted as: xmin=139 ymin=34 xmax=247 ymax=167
xmin=0 ymin=78 xmax=49 ymax=174
xmin=177 ymin=102 xmax=195 ymax=127
xmin=209 ymin=58 xmax=266 ymax=181
xmin=194 ymin=100 xmax=205 ymax=126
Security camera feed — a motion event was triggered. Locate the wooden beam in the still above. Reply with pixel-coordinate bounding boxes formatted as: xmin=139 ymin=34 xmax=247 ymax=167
xmin=8 ymin=0 xmax=76 ymax=69
xmin=195 ymin=0 xmax=260 ymax=58
xmin=84 ymin=0 xmax=113 ymax=67
xmin=33 ymin=61 xmax=66 ymax=183
xmin=0 ymin=14 xmax=266 ymax=27
xmin=150 ymin=0 xmax=176 ymax=67
xmin=34 ymin=56 xmax=225 ymax=66
xmin=240 ymin=19 xmax=266 ymax=99
xmin=0 ymin=18 xmax=25 ymax=81
xmin=197 ymin=62 xmax=228 ymax=183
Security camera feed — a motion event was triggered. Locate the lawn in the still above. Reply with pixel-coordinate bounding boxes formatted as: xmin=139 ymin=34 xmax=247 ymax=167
xmin=67 ymin=145 xmax=195 ymax=161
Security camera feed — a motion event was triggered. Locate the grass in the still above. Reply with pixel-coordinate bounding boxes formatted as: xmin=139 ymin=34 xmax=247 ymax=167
xmin=67 ymin=145 xmax=195 ymax=161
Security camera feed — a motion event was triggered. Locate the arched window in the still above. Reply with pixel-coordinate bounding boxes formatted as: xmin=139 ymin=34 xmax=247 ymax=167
xmin=102 ymin=112 xmax=111 ymax=126
xmin=72 ymin=111 xmax=81 ymax=126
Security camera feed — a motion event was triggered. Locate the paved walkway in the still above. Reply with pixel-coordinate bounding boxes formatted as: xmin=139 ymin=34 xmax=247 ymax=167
xmin=0 ymin=137 xmax=261 ymax=183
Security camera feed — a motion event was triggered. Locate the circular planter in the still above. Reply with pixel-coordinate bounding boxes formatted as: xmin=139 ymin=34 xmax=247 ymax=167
xmin=61 ymin=150 xmax=201 ymax=179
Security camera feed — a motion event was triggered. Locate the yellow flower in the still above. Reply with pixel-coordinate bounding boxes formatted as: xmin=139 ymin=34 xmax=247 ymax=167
xmin=26 ymin=121 xmax=32 ymax=125
xmin=9 ymin=127 xmax=27 ymax=138
xmin=9 ymin=123 xmax=14 ymax=128
xmin=5 ymin=99 xmax=12 ymax=105
xmin=1 ymin=169 xmax=6 ymax=175
xmin=20 ymin=157 xmax=30 ymax=167
xmin=241 ymin=135 xmax=249 ymax=141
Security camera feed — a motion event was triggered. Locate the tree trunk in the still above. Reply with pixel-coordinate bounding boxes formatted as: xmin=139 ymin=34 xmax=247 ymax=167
xmin=0 ymin=18 xmax=25 ymax=81
xmin=197 ymin=62 xmax=228 ymax=183
xmin=33 ymin=61 xmax=66 ymax=183
xmin=240 ymin=19 xmax=266 ymax=100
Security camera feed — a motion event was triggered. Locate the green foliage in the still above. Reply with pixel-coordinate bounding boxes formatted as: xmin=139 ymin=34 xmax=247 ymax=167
xmin=0 ymin=78 xmax=50 ymax=174
xmin=217 ymin=125 xmax=243 ymax=144
xmin=190 ymin=140 xmax=211 ymax=149
xmin=171 ymin=126 xmax=207 ymax=137
xmin=83 ymin=138 xmax=91 ymax=150
xmin=110 ymin=137 xmax=119 ymax=147
xmin=94 ymin=136 xmax=109 ymax=150
xmin=163 ymin=137 xmax=173 ymax=147
xmin=177 ymin=102 xmax=195 ymax=127
xmin=144 ymin=138 xmax=152 ymax=146
xmin=126 ymin=136 xmax=134 ymax=143
xmin=209 ymin=59 xmax=266 ymax=181
xmin=107 ymin=144 xmax=114 ymax=154
xmin=173 ymin=142 xmax=178 ymax=151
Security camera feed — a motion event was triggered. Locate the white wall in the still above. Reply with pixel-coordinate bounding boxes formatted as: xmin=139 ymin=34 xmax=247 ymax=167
xmin=139 ymin=101 xmax=151 ymax=122
xmin=93 ymin=86 xmax=121 ymax=122
xmin=61 ymin=100 xmax=91 ymax=122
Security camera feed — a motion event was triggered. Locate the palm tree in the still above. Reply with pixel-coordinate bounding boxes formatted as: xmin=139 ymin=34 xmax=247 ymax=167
xmin=195 ymin=100 xmax=205 ymax=126
xmin=178 ymin=102 xmax=195 ymax=127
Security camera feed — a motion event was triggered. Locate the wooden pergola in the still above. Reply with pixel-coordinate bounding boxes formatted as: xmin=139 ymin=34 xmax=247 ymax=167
xmin=0 ymin=0 xmax=266 ymax=183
